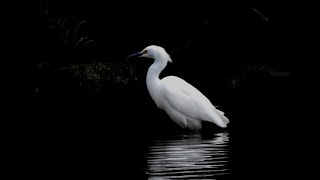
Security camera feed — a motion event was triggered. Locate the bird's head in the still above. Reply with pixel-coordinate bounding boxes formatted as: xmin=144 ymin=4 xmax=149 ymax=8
xmin=128 ymin=45 xmax=172 ymax=63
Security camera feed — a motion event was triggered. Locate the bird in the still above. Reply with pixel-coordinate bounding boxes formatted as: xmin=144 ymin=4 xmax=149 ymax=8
xmin=128 ymin=45 xmax=229 ymax=131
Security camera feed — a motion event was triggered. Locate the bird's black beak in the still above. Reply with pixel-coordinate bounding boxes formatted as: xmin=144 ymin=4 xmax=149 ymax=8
xmin=127 ymin=52 xmax=143 ymax=58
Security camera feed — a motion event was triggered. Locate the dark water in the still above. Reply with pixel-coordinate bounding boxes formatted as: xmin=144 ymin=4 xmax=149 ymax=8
xmin=146 ymin=132 xmax=230 ymax=180
xmin=71 ymin=131 xmax=231 ymax=180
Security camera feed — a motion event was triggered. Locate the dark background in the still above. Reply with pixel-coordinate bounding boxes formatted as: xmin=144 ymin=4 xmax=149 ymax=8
xmin=37 ymin=0 xmax=289 ymax=179
xmin=39 ymin=0 xmax=286 ymax=67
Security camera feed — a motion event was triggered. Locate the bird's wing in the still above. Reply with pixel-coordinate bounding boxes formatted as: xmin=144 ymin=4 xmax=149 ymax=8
xmin=162 ymin=76 xmax=212 ymax=104
xmin=161 ymin=76 xmax=215 ymax=119
xmin=161 ymin=76 xmax=229 ymax=127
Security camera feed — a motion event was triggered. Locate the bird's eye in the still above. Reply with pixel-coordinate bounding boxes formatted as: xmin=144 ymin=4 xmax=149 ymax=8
xmin=143 ymin=50 xmax=148 ymax=54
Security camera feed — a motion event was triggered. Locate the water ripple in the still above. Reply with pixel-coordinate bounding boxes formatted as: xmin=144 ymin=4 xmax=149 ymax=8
xmin=146 ymin=132 xmax=230 ymax=179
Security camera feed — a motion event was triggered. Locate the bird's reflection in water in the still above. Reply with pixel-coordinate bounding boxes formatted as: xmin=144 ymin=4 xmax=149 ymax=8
xmin=147 ymin=132 xmax=230 ymax=180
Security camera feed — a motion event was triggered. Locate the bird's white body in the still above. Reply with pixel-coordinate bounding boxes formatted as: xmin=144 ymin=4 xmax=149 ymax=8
xmin=136 ymin=45 xmax=229 ymax=130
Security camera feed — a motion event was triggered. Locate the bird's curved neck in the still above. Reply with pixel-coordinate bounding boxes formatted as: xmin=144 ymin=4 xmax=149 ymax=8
xmin=147 ymin=60 xmax=167 ymax=81
xmin=146 ymin=58 xmax=168 ymax=101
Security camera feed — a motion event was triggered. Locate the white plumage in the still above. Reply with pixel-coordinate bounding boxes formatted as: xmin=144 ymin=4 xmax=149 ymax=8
xmin=129 ymin=45 xmax=229 ymax=130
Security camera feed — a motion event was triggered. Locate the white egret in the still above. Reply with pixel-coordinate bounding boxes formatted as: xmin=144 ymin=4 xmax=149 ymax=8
xmin=128 ymin=45 xmax=229 ymax=130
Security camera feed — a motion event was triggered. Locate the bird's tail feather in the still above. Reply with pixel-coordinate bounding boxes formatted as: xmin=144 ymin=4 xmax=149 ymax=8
xmin=218 ymin=112 xmax=230 ymax=124
xmin=206 ymin=107 xmax=229 ymax=128
xmin=215 ymin=108 xmax=229 ymax=124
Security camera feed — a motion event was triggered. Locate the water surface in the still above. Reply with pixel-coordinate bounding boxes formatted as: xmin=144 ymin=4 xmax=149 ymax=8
xmin=145 ymin=132 xmax=230 ymax=180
